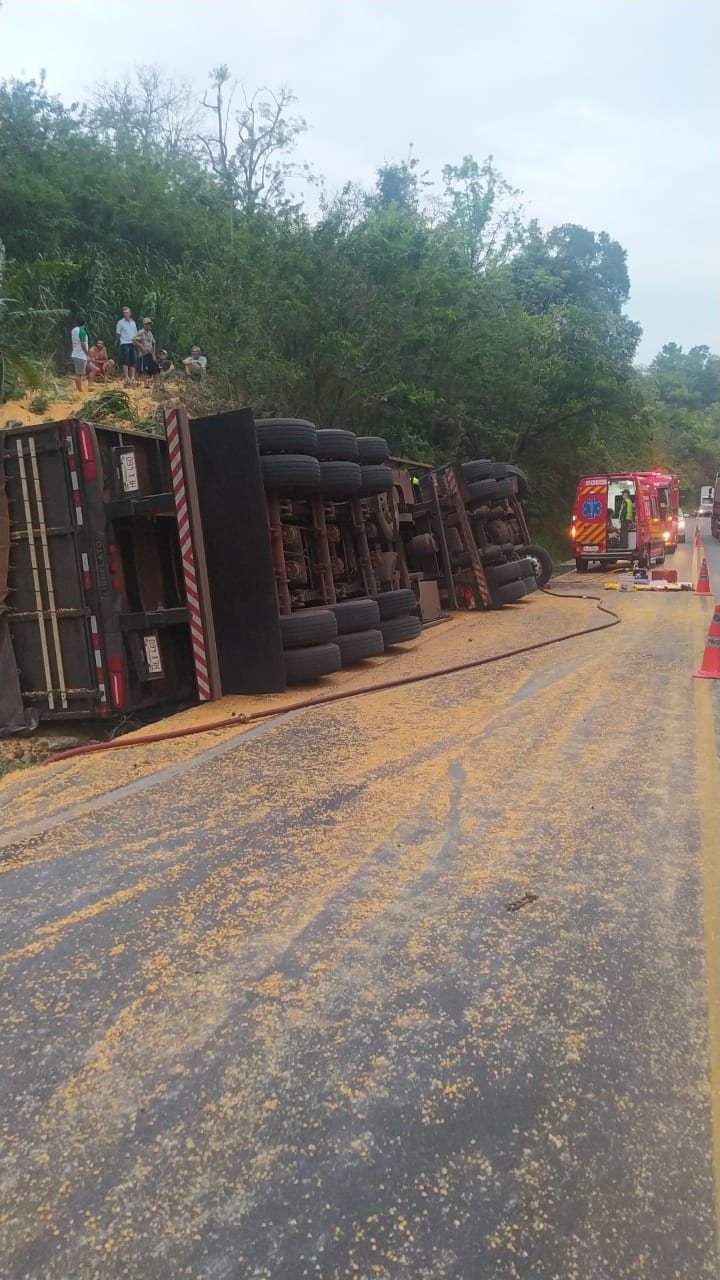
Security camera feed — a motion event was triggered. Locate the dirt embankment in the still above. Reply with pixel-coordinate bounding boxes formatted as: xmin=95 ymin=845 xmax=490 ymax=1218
xmin=0 ymin=380 xmax=159 ymax=430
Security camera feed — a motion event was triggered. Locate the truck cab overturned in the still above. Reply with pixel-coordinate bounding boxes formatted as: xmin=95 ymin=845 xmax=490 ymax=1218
xmin=571 ymin=471 xmax=677 ymax=572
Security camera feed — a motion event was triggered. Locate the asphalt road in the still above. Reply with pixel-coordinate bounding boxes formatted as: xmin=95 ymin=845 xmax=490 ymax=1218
xmin=2 ymin=527 xmax=720 ymax=1279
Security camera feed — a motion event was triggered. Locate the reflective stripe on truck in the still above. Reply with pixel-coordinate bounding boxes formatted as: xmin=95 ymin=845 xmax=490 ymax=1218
xmin=165 ymin=407 xmax=212 ymax=700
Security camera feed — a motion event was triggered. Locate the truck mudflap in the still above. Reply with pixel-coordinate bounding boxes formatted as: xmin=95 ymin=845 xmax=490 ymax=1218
xmin=0 ymin=618 xmax=32 ymax=736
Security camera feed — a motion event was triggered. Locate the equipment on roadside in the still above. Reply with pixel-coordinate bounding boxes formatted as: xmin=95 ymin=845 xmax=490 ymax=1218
xmin=694 ymin=604 xmax=720 ymax=679
xmin=604 ymin=582 xmax=694 ymax=591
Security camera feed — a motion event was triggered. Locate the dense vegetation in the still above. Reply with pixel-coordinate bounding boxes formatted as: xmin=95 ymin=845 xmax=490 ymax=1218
xmin=1 ymin=70 xmax=717 ymax=545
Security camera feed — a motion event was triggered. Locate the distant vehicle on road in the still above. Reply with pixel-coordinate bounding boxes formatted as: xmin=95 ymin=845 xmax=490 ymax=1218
xmin=571 ymin=470 xmax=672 ymax=572
xmin=677 ymin=509 xmax=686 ymax=542
xmin=697 ymin=485 xmax=714 ymax=517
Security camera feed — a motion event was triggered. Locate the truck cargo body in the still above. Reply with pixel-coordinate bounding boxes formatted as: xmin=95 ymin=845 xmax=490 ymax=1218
xmin=0 ymin=420 xmax=194 ymax=727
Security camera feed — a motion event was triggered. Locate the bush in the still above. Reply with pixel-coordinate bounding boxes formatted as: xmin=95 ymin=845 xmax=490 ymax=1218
xmin=79 ymin=388 xmax=138 ymax=423
xmin=29 ymin=391 xmax=50 ymax=415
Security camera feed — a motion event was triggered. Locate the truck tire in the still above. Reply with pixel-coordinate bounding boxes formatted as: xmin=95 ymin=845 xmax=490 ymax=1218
xmin=461 ymin=459 xmax=494 ymax=483
xmin=280 ymin=608 xmax=338 ymax=649
xmin=370 ymin=588 xmax=418 ymax=619
xmin=319 ymin=461 xmax=362 ymax=493
xmin=336 ymin=628 xmax=385 ymax=665
xmin=360 ymin=464 xmax=394 ymax=494
xmin=316 ymin=429 xmax=359 ymax=461
xmin=330 ymin=598 xmax=381 ymax=633
xmin=492 ymin=579 xmax=527 ymax=605
xmin=506 ymin=464 xmax=530 ymax=497
xmin=467 ymin=477 xmax=514 ymax=503
xmin=261 ymin=454 xmax=321 ymax=491
xmin=490 ymin=463 xmax=509 ymax=480
xmin=576 ymin=558 xmax=589 ymax=572
xmin=255 ymin=419 xmax=318 ymax=455
xmin=380 ymin=614 xmax=423 ymax=646
xmin=357 ymin=436 xmax=390 ymax=464
xmin=485 ymin=559 xmax=529 ymax=586
xmin=517 ymin=543 xmax=553 ymax=586
xmin=284 ymin=642 xmax=341 ymax=684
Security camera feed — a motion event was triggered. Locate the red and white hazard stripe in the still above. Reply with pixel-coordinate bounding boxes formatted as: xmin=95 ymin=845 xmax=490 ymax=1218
xmin=64 ymin=427 xmax=84 ymax=526
xmin=164 ymin=408 xmax=212 ymax=700
xmin=89 ymin=614 xmax=109 ymax=713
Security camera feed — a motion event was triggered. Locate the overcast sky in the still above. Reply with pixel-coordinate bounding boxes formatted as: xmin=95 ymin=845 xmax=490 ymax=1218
xmin=1 ymin=0 xmax=718 ymax=361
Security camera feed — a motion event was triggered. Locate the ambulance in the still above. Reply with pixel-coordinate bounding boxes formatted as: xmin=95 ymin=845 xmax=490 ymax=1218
xmin=571 ymin=471 xmax=673 ymax=572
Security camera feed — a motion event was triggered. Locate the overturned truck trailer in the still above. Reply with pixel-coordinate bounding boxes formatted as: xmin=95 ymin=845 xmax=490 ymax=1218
xmin=0 ymin=410 xmax=291 ymax=733
xmin=1 ymin=411 xmax=546 ymax=732
xmin=0 ymin=418 xmax=195 ymax=730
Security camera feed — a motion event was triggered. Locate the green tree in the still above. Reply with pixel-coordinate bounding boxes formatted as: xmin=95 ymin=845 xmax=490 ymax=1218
xmin=5 ymin=62 xmax=713 ymax=549
xmin=90 ymin=65 xmax=200 ymax=161
xmin=441 ymin=155 xmax=523 ymax=268
xmin=199 ymin=68 xmax=308 ymax=214
xmin=0 ymin=241 xmax=49 ymax=399
xmin=642 ymin=344 xmax=720 ymax=503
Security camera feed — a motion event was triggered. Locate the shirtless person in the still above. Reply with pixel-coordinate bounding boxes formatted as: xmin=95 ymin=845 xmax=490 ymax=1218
xmin=87 ymin=339 xmax=115 ymax=382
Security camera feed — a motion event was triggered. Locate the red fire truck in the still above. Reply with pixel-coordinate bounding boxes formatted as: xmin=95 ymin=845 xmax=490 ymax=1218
xmin=643 ymin=470 xmax=680 ymax=553
xmin=571 ymin=471 xmax=672 ymax=572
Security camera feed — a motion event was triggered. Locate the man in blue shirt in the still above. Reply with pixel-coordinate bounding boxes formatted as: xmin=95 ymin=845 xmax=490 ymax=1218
xmin=115 ymin=307 xmax=138 ymax=384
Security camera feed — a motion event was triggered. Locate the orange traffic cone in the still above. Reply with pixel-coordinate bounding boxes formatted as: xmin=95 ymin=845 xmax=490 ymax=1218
xmin=695 ymin=604 xmax=720 ymax=678
xmin=696 ymin=557 xmax=712 ymax=595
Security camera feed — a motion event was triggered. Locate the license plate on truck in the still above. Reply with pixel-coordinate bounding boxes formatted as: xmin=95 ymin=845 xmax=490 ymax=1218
xmin=121 ymin=451 xmax=139 ymax=493
xmin=582 ymin=544 xmax=598 ymax=552
xmin=143 ymin=633 xmax=163 ymax=676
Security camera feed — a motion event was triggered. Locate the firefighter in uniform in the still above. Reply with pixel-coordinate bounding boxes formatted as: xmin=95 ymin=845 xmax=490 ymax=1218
xmin=619 ymin=488 xmax=634 ymax=547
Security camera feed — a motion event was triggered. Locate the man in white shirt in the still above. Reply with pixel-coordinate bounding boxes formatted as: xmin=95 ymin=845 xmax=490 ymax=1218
xmin=115 ymin=307 xmax=138 ymax=384
xmin=70 ymin=320 xmax=96 ymax=392
xmin=182 ymin=346 xmax=208 ymax=381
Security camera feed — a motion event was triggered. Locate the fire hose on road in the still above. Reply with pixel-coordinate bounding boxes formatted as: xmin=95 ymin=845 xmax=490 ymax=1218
xmin=47 ymin=587 xmax=621 ymax=763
